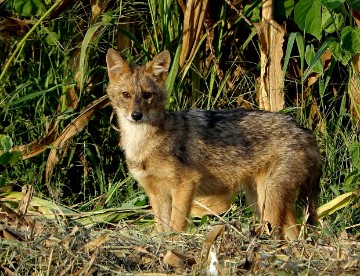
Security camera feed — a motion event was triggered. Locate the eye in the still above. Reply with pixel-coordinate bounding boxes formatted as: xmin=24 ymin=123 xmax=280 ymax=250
xmin=142 ymin=92 xmax=153 ymax=100
xmin=122 ymin=92 xmax=131 ymax=98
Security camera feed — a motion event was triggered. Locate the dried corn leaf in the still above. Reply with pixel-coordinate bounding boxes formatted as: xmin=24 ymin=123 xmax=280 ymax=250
xmin=317 ymin=191 xmax=359 ymax=219
xmin=255 ymin=0 xmax=285 ymax=111
xmin=45 ymin=95 xmax=110 ymax=187
xmin=204 ymin=225 xmax=225 ymax=247
xmin=178 ymin=0 xmax=186 ymax=13
xmin=81 ymin=249 xmax=98 ymax=275
xmin=0 ymin=17 xmax=33 ymax=37
xmin=179 ymin=0 xmax=208 ymax=68
xmin=180 ymin=0 xmax=195 ymax=68
xmin=1 ymin=227 xmax=25 ymax=241
xmin=305 ymin=49 xmax=333 ymax=88
xmin=73 ymin=206 xmax=149 ymax=226
xmin=202 ymin=224 xmax=225 ymax=263
xmin=2 ymin=191 xmax=150 ymax=228
xmin=91 ymin=0 xmax=110 ymax=22
xmin=1 ymin=191 xmax=77 ymax=220
xmin=83 ymin=233 xmax=109 ymax=253
xmin=18 ymin=184 xmax=35 ymax=216
xmin=187 ymin=0 xmax=208 ymax=65
xmin=0 ymin=200 xmax=21 ymax=220
xmin=163 ymin=250 xmax=196 ymax=269
xmin=353 ymin=10 xmax=360 ymax=27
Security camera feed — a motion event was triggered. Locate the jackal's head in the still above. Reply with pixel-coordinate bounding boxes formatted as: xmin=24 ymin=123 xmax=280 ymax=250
xmin=106 ymin=49 xmax=171 ymax=124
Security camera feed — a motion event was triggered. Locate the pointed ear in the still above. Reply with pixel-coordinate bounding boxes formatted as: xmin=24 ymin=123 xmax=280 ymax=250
xmin=145 ymin=50 xmax=171 ymax=82
xmin=106 ymin=49 xmax=131 ymax=82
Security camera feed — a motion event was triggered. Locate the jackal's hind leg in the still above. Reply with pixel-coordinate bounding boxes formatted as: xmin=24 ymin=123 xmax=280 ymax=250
xmin=255 ymin=175 xmax=300 ymax=240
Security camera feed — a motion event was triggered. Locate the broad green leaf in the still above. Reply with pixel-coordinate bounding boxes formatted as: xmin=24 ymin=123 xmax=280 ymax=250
xmin=32 ymin=0 xmax=46 ymax=15
xmin=0 ymin=151 xmax=22 ymax=165
xmin=349 ymin=142 xmax=360 ymax=170
xmin=322 ymin=7 xmax=345 ymax=33
xmin=305 ymin=44 xmax=323 ymax=74
xmin=294 ymin=0 xmax=322 ymax=39
xmin=329 ymin=185 xmax=340 ymax=196
xmin=341 ymin=27 xmax=360 ymax=54
xmin=14 ymin=0 xmax=33 ymax=17
xmin=14 ymin=0 xmax=46 ymax=17
xmin=45 ymin=31 xmax=59 ymax=46
xmin=344 ymin=170 xmax=360 ymax=187
xmin=0 ymin=175 xmax=7 ymax=186
xmin=0 ymin=135 xmax=13 ymax=151
xmin=347 ymin=0 xmax=360 ymax=11
xmin=353 ymin=28 xmax=360 ymax=53
xmin=122 ymin=194 xmax=147 ymax=208
xmin=275 ymin=0 xmax=295 ymax=18
xmin=102 ymin=12 xmax=114 ymax=24
xmin=340 ymin=26 xmax=353 ymax=42
xmin=322 ymin=0 xmax=345 ymax=10
xmin=303 ymin=37 xmax=336 ymax=80
xmin=243 ymin=2 xmax=261 ymax=22
xmin=329 ymin=41 xmax=352 ymax=65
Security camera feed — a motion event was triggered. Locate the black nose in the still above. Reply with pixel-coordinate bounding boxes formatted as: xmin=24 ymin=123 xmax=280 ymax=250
xmin=131 ymin=111 xmax=143 ymax=121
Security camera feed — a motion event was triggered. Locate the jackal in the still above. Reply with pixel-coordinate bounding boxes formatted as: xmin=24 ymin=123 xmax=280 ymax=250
xmin=106 ymin=49 xmax=322 ymax=240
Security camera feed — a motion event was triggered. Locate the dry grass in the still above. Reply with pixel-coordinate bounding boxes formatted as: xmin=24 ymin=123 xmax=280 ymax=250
xmin=0 ymin=191 xmax=359 ymax=275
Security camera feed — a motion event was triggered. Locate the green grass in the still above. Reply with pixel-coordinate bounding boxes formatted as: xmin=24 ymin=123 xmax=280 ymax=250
xmin=0 ymin=0 xmax=359 ymax=247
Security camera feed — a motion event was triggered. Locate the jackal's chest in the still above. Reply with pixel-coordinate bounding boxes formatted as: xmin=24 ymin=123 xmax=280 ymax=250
xmin=126 ymin=155 xmax=174 ymax=186
xmin=119 ymin=121 xmax=159 ymax=161
xmin=122 ymin=138 xmax=150 ymax=161
xmin=127 ymin=159 xmax=150 ymax=180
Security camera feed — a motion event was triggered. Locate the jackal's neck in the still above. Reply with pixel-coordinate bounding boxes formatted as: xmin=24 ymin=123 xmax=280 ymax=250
xmin=117 ymin=114 xmax=165 ymax=162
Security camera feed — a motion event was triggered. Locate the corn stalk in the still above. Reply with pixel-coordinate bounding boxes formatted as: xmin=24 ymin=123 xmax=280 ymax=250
xmin=255 ymin=0 xmax=285 ymax=111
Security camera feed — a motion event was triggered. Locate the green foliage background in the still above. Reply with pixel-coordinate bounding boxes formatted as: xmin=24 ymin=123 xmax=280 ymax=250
xmin=0 ymin=0 xmax=359 ymax=234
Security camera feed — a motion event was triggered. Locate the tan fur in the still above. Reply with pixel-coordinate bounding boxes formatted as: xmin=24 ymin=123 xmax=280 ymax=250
xmin=106 ymin=49 xmax=322 ymax=239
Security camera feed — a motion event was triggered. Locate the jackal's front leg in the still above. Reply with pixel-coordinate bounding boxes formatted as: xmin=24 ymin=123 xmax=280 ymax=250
xmin=140 ymin=177 xmax=172 ymax=232
xmin=169 ymin=178 xmax=198 ymax=231
xmin=147 ymin=190 xmax=172 ymax=232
